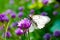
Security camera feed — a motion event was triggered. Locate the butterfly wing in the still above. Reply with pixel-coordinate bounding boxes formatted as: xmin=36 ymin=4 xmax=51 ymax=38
xmin=32 ymin=15 xmax=51 ymax=29
xmin=29 ymin=22 xmax=38 ymax=32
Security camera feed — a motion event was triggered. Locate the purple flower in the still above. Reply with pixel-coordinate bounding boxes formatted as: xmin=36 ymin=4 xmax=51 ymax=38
xmin=43 ymin=33 xmax=51 ymax=40
xmin=2 ymin=16 xmax=9 ymax=22
xmin=6 ymin=10 xmax=16 ymax=18
xmin=19 ymin=7 xmax=24 ymax=11
xmin=8 ymin=26 xmax=11 ymax=30
xmin=15 ymin=28 xmax=24 ymax=35
xmin=10 ymin=13 xmax=16 ymax=18
xmin=53 ymin=11 xmax=58 ymax=15
xmin=0 ymin=14 xmax=5 ymax=17
xmin=42 ymin=0 xmax=48 ymax=5
xmin=41 ymin=12 xmax=47 ymax=16
xmin=5 ymin=9 xmax=16 ymax=18
xmin=18 ymin=12 xmax=23 ymax=18
xmin=53 ymin=31 xmax=60 ymax=37
xmin=4 ymin=16 xmax=9 ymax=22
xmin=2 ymin=31 xmax=12 ymax=38
xmin=0 ymin=14 xmax=5 ymax=22
xmin=18 ymin=18 xmax=31 ymax=29
xmin=12 ymin=22 xmax=18 ymax=27
xmin=0 ymin=14 xmax=9 ymax=22
xmin=54 ymin=4 xmax=59 ymax=8
xmin=30 ymin=9 xmax=34 ymax=14
xmin=5 ymin=9 xmax=13 ymax=14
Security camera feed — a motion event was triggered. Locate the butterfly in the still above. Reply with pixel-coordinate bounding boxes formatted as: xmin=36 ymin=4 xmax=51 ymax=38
xmin=28 ymin=15 xmax=51 ymax=32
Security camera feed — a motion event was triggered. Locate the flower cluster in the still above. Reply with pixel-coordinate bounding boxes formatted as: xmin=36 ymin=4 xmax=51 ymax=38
xmin=43 ymin=33 xmax=51 ymax=40
xmin=0 ymin=7 xmax=24 ymax=38
xmin=2 ymin=31 xmax=12 ymax=38
xmin=15 ymin=18 xmax=32 ymax=35
xmin=0 ymin=14 xmax=9 ymax=22
xmin=43 ymin=31 xmax=60 ymax=40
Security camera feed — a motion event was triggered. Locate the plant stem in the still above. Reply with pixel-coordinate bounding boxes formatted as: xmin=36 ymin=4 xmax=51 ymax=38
xmin=5 ymin=19 xmax=12 ymax=40
xmin=5 ymin=22 xmax=10 ymax=40
xmin=28 ymin=29 xmax=30 ymax=40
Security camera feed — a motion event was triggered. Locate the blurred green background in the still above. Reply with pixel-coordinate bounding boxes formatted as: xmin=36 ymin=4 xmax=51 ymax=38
xmin=0 ymin=0 xmax=60 ymax=40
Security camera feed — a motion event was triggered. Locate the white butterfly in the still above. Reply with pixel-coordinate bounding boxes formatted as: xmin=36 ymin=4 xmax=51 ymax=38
xmin=29 ymin=15 xmax=51 ymax=32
